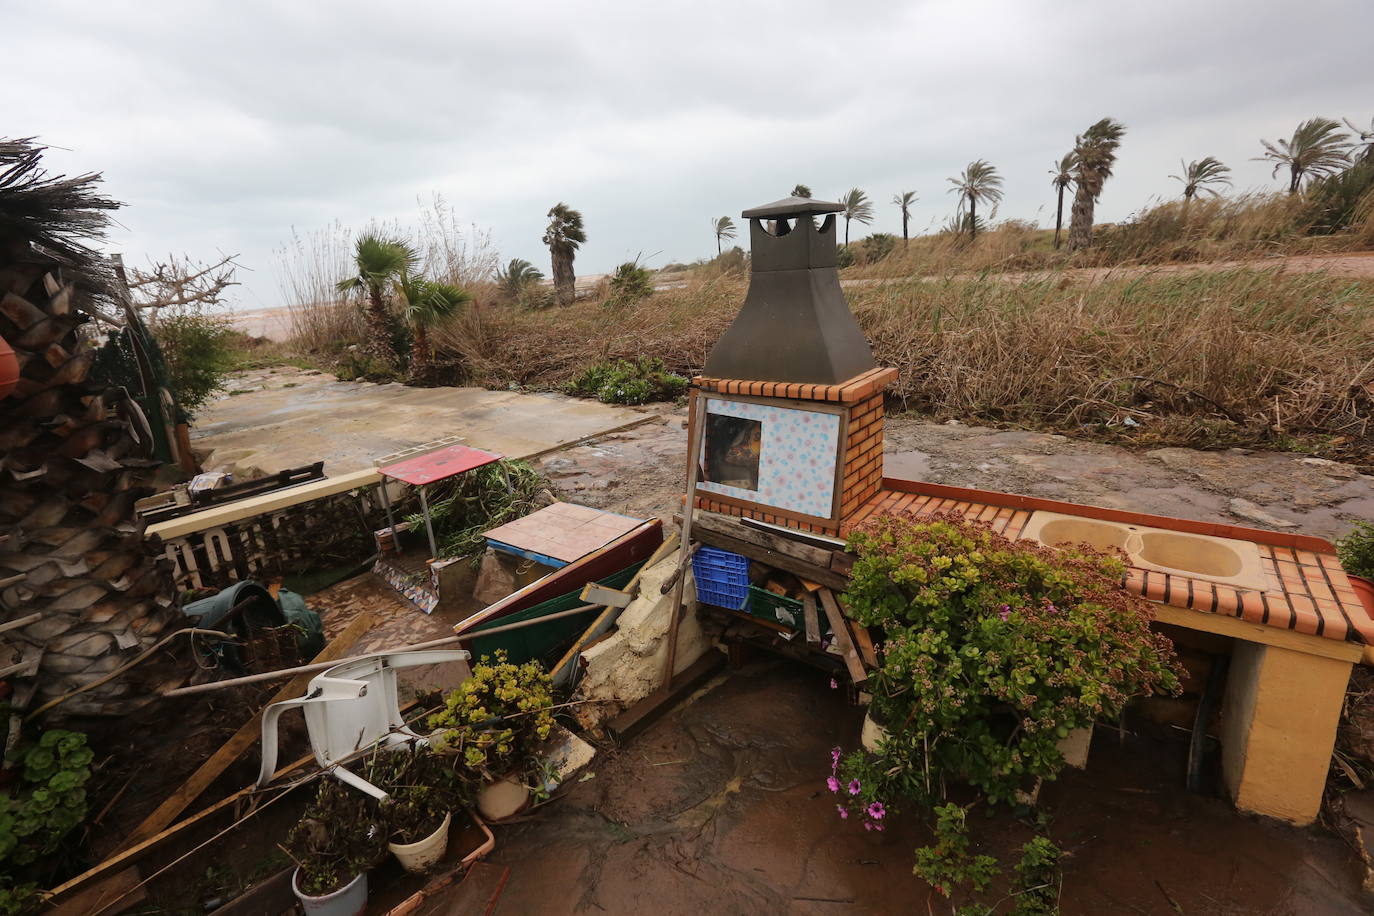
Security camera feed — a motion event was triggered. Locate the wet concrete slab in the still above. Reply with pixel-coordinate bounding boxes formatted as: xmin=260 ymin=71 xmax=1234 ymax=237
xmin=433 ymin=662 xmax=1368 ymax=914
xmin=189 ymin=366 xmax=652 ymax=477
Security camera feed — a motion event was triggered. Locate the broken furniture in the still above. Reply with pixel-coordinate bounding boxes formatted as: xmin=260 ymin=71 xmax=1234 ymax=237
xmin=370 ymin=442 xmax=503 ymax=613
xmin=685 ymin=193 xmax=1374 ymax=826
xmin=256 ymin=649 xmax=471 ymax=799
xmin=135 ymin=462 xmax=327 ymax=525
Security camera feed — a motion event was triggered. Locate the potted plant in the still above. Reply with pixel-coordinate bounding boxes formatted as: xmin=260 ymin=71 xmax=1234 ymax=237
xmin=427 ymin=651 xmax=555 ymax=821
xmin=283 ymin=779 xmax=387 ymax=916
xmin=367 ymin=748 xmax=470 ymax=873
xmin=1338 ymin=521 xmax=1374 ymax=614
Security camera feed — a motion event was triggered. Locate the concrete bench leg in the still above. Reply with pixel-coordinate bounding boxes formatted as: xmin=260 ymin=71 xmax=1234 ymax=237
xmin=1220 ymin=642 xmax=1353 ymax=825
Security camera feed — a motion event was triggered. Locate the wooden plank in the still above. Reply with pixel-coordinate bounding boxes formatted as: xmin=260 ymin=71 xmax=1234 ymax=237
xmin=693 ymin=511 xmax=836 ymax=566
xmin=213 ymin=867 xmax=294 ymax=916
xmin=606 ymin=650 xmax=726 ymax=741
xmin=47 ymin=867 xmax=146 ymax=916
xmin=120 ymin=611 xmax=376 ymax=849
xmin=692 ymin=526 xmax=848 ymax=591
xmin=817 ymin=589 xmax=867 ymax=685
xmin=801 ymin=592 xmax=821 ymax=647
xmin=579 ymin=582 xmax=633 ymax=609
xmin=850 ymin=621 xmax=878 ymax=668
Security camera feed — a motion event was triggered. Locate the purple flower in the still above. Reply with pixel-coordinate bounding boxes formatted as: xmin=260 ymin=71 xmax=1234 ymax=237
xmin=847 ymin=778 xmax=861 ymax=796
xmin=872 ymin=822 xmax=885 ymax=832
xmin=866 ymin=802 xmax=886 ymax=820
xmin=829 ymin=678 xmax=838 ymax=689
xmin=863 ymin=821 xmax=874 ymax=831
xmin=836 ymin=805 xmax=849 ymax=819
xmin=827 ymin=776 xmax=840 ymax=793
xmin=998 ymin=604 xmax=1012 ymax=622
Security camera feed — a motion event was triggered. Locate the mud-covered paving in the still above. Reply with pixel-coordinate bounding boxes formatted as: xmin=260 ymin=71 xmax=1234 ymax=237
xmin=427 ymin=662 xmax=1365 ymax=914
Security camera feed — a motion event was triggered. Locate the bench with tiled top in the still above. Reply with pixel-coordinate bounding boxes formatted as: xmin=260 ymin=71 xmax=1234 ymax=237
xmin=845 ymin=476 xmax=1372 ymax=825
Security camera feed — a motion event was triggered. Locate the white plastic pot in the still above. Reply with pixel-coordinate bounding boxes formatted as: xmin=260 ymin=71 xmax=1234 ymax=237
xmin=476 ymin=773 xmax=531 ymax=821
xmin=292 ymin=868 xmax=367 ymax=916
xmin=388 ymin=811 xmax=452 ymax=873
xmin=860 ymin=711 xmax=888 ymax=752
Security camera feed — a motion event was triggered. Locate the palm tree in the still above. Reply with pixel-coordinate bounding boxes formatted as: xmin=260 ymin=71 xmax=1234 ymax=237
xmin=712 ymin=216 xmax=737 ymax=255
xmin=1255 ymin=118 xmax=1351 ymax=193
xmin=397 ymin=274 xmax=471 ymax=376
xmin=1170 ymin=157 xmax=1232 ymax=206
xmin=1049 ymin=153 xmax=1076 ymax=249
xmin=336 ymin=232 xmax=419 ymax=365
xmin=1344 ymin=117 xmax=1373 ymax=163
xmin=543 ymin=203 xmax=585 ymax=306
xmin=891 ymin=191 xmax=917 ymax=244
xmin=1068 ymin=118 xmax=1126 ymax=251
xmin=947 ymin=161 xmax=1003 ymax=241
xmin=792 ymin=184 xmax=812 ymax=198
xmin=497 ymin=257 xmax=543 ymax=299
xmin=839 ymin=188 xmax=874 ymax=245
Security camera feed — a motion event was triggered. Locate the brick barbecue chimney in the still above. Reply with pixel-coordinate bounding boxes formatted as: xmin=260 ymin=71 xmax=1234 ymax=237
xmin=693 ymin=196 xmax=897 ymax=536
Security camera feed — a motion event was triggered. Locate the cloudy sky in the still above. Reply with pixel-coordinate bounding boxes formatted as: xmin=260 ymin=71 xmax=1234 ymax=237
xmin=10 ymin=0 xmax=1372 ymax=310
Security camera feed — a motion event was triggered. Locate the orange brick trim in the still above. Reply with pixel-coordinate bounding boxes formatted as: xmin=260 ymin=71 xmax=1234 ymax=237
xmin=694 ymin=367 xmax=898 ymax=405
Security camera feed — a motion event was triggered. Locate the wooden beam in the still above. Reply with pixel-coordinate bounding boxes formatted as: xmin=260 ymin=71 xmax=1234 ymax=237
xmin=607 ymin=650 xmax=726 ymax=742
xmin=579 ymin=583 xmax=633 ymax=609
xmin=692 ymin=526 xmax=848 ymax=592
xmin=817 ymin=589 xmax=867 ymax=686
xmin=47 ymin=867 xmax=146 ymax=916
xmin=693 ymin=511 xmax=837 ymax=567
xmin=801 ymin=592 xmax=821 ymax=647
xmin=119 ymin=612 xmax=375 ymax=849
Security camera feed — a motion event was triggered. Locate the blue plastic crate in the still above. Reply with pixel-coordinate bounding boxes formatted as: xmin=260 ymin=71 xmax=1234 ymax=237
xmin=691 ymin=546 xmax=750 ymax=610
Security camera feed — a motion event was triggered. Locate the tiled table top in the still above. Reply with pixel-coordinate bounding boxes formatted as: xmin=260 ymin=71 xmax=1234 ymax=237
xmin=484 ymin=502 xmax=644 ymax=566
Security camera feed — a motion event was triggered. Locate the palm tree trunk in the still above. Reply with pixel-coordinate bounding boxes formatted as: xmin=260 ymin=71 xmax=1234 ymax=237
xmin=364 ymin=284 xmax=398 ymax=365
xmin=412 ymin=324 xmax=431 ymax=376
xmin=1289 ymin=166 xmax=1301 ymax=194
xmin=717 ymin=236 xmax=722 ymax=256
xmin=902 ymin=214 xmax=909 ymax=244
xmin=969 ymin=196 xmax=978 ymax=241
xmin=551 ymin=248 xmax=576 ymax=306
xmin=1067 ymin=183 xmax=1095 ymax=251
xmin=1054 ymin=187 xmax=1065 ymax=249
xmin=844 ymin=216 xmax=851 ymax=246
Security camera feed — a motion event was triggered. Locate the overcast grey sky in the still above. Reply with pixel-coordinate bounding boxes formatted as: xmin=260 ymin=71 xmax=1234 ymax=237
xmin=9 ymin=0 xmax=1372 ymax=309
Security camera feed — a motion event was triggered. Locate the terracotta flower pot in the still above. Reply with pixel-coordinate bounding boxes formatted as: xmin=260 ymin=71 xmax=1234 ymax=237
xmin=1349 ymin=575 xmax=1374 ymax=616
xmin=476 ymin=773 xmax=531 ymax=821
xmin=292 ymin=868 xmax=367 ymax=916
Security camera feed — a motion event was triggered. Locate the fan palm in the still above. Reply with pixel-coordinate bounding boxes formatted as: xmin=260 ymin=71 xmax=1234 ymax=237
xmin=1049 ymin=153 xmax=1076 ymax=249
xmin=1344 ymin=117 xmax=1374 ymax=163
xmin=892 ymin=191 xmax=917 ymax=244
xmin=1255 ymin=118 xmax=1350 ymax=193
xmin=792 ymin=184 xmax=812 ymax=198
xmin=336 ymin=232 xmax=419 ymax=366
xmin=1068 ymin=118 xmax=1126 ymax=251
xmin=712 ymin=216 xmax=737 ymax=255
xmin=542 ymin=203 xmax=586 ymax=306
xmin=947 ymin=161 xmax=1003 ymax=241
xmin=497 ymin=258 xmax=543 ymax=299
xmin=1170 ymin=157 xmax=1231 ymax=201
xmin=840 ymin=188 xmax=874 ymax=246
xmin=397 ymin=274 xmax=471 ymax=376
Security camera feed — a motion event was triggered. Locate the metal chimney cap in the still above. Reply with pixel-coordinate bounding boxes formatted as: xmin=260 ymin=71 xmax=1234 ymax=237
xmin=741 ymin=196 xmax=845 ymax=219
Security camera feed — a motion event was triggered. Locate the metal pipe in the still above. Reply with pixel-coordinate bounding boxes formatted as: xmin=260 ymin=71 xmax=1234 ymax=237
xmin=377 ymin=473 xmax=398 ymax=540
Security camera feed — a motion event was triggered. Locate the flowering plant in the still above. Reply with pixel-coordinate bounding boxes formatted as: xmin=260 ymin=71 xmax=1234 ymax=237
xmin=428 ymin=651 xmax=555 ymax=779
xmin=841 ymin=513 xmax=1181 ymax=805
xmin=827 ymin=746 xmax=889 ymax=831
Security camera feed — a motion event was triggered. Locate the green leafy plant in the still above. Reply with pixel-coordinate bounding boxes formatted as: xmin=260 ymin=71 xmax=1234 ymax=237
xmin=284 ymin=779 xmax=388 ymax=897
xmin=843 ymin=513 xmax=1181 ymax=805
xmin=607 ymin=260 xmax=654 ymax=306
xmin=148 ymin=308 xmax=239 ymax=419
xmin=564 ymin=357 xmax=687 ymax=406
xmin=0 ymin=730 xmax=95 ymax=914
xmin=913 ymin=803 xmax=1000 ymax=899
xmin=1010 ymin=836 xmax=1062 ymax=916
xmin=366 ymin=749 xmax=471 ymax=844
xmin=428 ymin=652 xmax=555 ymax=780
xmin=402 ymin=459 xmax=547 ymax=560
xmin=1337 ymin=520 xmax=1374 ymax=579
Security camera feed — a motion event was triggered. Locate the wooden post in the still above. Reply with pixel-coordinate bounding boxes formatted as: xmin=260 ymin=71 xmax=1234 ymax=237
xmin=660 ymin=394 xmax=707 ymax=691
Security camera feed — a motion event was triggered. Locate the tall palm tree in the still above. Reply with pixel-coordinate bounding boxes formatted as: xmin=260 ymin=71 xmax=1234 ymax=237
xmin=543 ymin=203 xmax=585 ymax=306
xmin=1344 ymin=116 xmax=1373 ymax=163
xmin=1049 ymin=152 xmax=1076 ymax=249
xmin=1068 ymin=118 xmax=1126 ymax=251
xmin=1170 ymin=157 xmax=1232 ymax=204
xmin=840 ymin=188 xmax=874 ymax=245
xmin=1255 ymin=118 xmax=1351 ymax=193
xmin=947 ymin=161 xmax=1003 ymax=241
xmin=497 ymin=257 xmax=543 ymax=299
xmin=792 ymin=184 xmax=812 ymax=198
xmin=892 ymin=191 xmax=917 ymax=244
xmin=336 ymin=232 xmax=419 ymax=365
xmin=397 ymin=274 xmax=471 ymax=376
xmin=712 ymin=216 xmax=737 ymax=255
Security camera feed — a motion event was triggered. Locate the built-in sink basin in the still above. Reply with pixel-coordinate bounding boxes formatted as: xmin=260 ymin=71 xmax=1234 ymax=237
xmin=1020 ymin=510 xmax=1269 ymax=592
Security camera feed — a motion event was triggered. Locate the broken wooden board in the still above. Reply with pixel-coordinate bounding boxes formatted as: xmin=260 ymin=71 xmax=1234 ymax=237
xmin=817 ymin=588 xmax=867 ymax=686
xmin=606 ymin=649 xmax=726 ymax=742
xmin=690 ymin=524 xmax=848 ymax=592
xmin=579 ymin=582 xmax=634 ymax=609
xmin=801 ymin=592 xmax=821 ymax=646
xmin=119 ymin=611 xmax=375 ymax=849
xmin=47 ymin=867 xmax=146 ymax=916
xmin=850 ymin=621 xmax=878 ymax=668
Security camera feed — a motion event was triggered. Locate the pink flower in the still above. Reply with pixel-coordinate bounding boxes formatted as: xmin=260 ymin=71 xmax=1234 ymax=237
xmin=829 ymin=677 xmax=838 ymax=689
xmin=872 ymin=822 xmax=885 ymax=832
xmin=866 ymin=802 xmax=886 ymax=820
xmin=863 ymin=822 xmax=874 ymax=831
xmin=836 ymin=805 xmax=849 ymax=819
xmin=827 ymin=776 xmax=840 ymax=793
xmin=831 ymin=747 xmax=842 ymax=766
xmin=847 ymin=779 xmax=861 ymax=796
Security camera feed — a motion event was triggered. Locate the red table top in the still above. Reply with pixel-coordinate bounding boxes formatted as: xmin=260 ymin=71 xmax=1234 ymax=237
xmin=378 ymin=445 xmax=502 ymax=486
